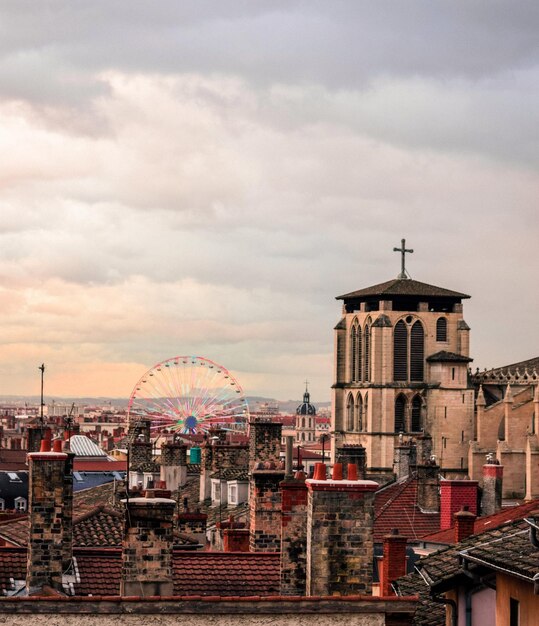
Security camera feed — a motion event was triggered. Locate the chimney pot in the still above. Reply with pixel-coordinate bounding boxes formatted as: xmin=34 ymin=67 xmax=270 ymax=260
xmin=40 ymin=439 xmax=51 ymax=453
xmin=347 ymin=463 xmax=358 ymax=481
xmin=313 ymin=463 xmax=326 ymax=480
xmin=52 ymin=438 xmax=63 ymax=453
xmin=332 ymin=463 xmax=343 ymax=480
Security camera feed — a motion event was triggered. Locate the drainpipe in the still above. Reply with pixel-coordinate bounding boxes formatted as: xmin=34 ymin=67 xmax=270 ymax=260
xmin=431 ymin=594 xmax=457 ymax=626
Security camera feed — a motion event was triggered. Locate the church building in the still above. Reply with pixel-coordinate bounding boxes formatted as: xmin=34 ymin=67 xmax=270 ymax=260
xmin=331 ymin=241 xmax=474 ymax=480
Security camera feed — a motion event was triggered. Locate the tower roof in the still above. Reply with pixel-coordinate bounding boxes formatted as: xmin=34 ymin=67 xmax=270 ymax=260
xmin=337 ymin=278 xmax=470 ymax=301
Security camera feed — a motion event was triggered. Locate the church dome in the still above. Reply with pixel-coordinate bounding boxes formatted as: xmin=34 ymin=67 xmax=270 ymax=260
xmin=296 ymin=387 xmax=316 ymax=416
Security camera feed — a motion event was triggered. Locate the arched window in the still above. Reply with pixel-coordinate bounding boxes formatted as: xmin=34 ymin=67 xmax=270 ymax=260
xmin=350 ymin=321 xmax=358 ymax=381
xmin=411 ymin=395 xmax=422 ymax=432
xmin=302 ymin=417 xmax=305 ymax=428
xmin=436 ymin=317 xmax=448 ymax=342
xmin=395 ymin=395 xmax=406 ymax=432
xmin=410 ymin=321 xmax=425 ymax=382
xmin=356 ymin=394 xmax=363 ymax=432
xmin=363 ymin=392 xmax=368 ymax=431
xmin=346 ymin=394 xmax=355 ymax=431
xmin=301 ymin=432 xmax=305 ymax=442
xmin=364 ymin=320 xmax=371 ymax=382
xmin=393 ymin=320 xmax=408 ymax=381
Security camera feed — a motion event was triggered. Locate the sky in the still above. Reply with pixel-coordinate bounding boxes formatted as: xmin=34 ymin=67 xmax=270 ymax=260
xmin=0 ymin=2 xmax=538 ymax=402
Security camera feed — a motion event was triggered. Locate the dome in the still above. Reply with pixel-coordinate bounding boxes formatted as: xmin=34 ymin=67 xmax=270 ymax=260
xmin=296 ymin=388 xmax=316 ymax=416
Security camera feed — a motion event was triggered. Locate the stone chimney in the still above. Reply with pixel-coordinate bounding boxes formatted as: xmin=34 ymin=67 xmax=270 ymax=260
xmin=335 ymin=444 xmax=367 ymax=478
xmin=280 ymin=470 xmax=308 ymax=595
xmin=440 ymin=479 xmax=478 ymax=531
xmin=249 ymin=418 xmax=282 ymax=466
xmin=414 ymin=434 xmax=433 ymax=466
xmin=26 ymin=438 xmax=73 ymax=594
xmin=176 ymin=500 xmax=207 ymax=547
xmin=121 ymin=490 xmax=176 ymax=596
xmin=160 ymin=442 xmax=188 ymax=491
xmin=393 ymin=441 xmax=416 ymax=480
xmin=380 ymin=529 xmax=407 ymax=596
xmin=306 ymin=462 xmax=378 ymax=596
xmin=416 ymin=462 xmax=440 ymax=512
xmin=454 ymin=506 xmax=477 ymax=542
xmin=481 ymin=460 xmax=503 ymax=516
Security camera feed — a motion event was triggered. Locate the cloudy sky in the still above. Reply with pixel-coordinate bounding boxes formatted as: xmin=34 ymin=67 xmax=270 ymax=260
xmin=0 ymin=2 xmax=537 ymax=402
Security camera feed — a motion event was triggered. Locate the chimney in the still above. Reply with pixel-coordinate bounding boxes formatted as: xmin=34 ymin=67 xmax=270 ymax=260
xmin=160 ymin=441 xmax=188 ymax=491
xmin=249 ymin=460 xmax=285 ymax=552
xmin=440 ymin=479 xmax=478 ymax=531
xmin=335 ymin=444 xmax=367 ymax=478
xmin=26 ymin=438 xmax=72 ymax=594
xmin=177 ymin=500 xmax=207 ymax=546
xmin=249 ymin=418 xmax=282 ymax=467
xmin=306 ymin=462 xmax=378 ymax=596
xmin=280 ymin=470 xmax=308 ymax=595
xmin=219 ymin=516 xmax=249 ymax=552
xmin=414 ymin=434 xmax=433 ymax=466
xmin=416 ymin=462 xmax=440 ymax=512
xmin=393 ymin=442 xmax=415 ymax=480
xmin=26 ymin=426 xmax=51 ymax=453
xmin=454 ymin=506 xmax=476 ymax=542
xmin=380 ymin=529 xmax=407 ymax=596
xmin=481 ymin=460 xmax=503 ymax=516
xmin=121 ymin=490 xmax=176 ymax=596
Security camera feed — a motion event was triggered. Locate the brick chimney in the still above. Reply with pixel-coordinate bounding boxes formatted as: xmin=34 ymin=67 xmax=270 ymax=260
xmin=26 ymin=438 xmax=73 ymax=594
xmin=454 ymin=506 xmax=477 ymax=542
xmin=249 ymin=461 xmax=285 ymax=552
xmin=280 ymin=470 xmax=308 ymax=595
xmin=380 ymin=529 xmax=407 ymax=596
xmin=121 ymin=490 xmax=176 ymax=596
xmin=481 ymin=460 xmax=503 ymax=516
xmin=26 ymin=426 xmax=51 ymax=453
xmin=306 ymin=462 xmax=378 ymax=596
xmin=249 ymin=418 xmax=282 ymax=466
xmin=160 ymin=441 xmax=188 ymax=491
xmin=336 ymin=444 xmax=367 ymax=478
xmin=219 ymin=515 xmax=249 ymax=552
xmin=440 ymin=479 xmax=478 ymax=530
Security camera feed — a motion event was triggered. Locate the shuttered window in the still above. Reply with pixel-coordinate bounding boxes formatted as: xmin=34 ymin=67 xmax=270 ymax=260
xmin=411 ymin=395 xmax=422 ymax=431
xmin=350 ymin=324 xmax=358 ymax=381
xmin=364 ymin=323 xmax=371 ymax=381
xmin=395 ymin=395 xmax=406 ymax=432
xmin=393 ymin=320 xmax=408 ymax=381
xmin=410 ymin=321 xmax=425 ymax=382
xmin=436 ymin=317 xmax=447 ymax=342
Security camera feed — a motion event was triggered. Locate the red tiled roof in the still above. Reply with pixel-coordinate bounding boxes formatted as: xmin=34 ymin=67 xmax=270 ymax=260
xmin=0 ymin=548 xmax=280 ymax=597
xmin=422 ymin=497 xmax=539 ymax=544
xmin=374 ymin=478 xmax=440 ymax=542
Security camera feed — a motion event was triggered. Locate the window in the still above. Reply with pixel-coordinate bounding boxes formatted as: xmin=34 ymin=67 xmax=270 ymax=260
xmin=364 ymin=320 xmax=371 ymax=381
xmin=350 ymin=320 xmax=359 ymax=382
xmin=364 ymin=393 xmax=368 ymax=431
xmin=0 ymin=499 xmax=4 ymax=511
xmin=436 ymin=317 xmax=448 ymax=342
xmin=393 ymin=320 xmax=408 ymax=381
xmin=346 ymin=394 xmax=355 ymax=431
xmin=510 ymin=598 xmax=519 ymax=626
xmin=14 ymin=497 xmax=26 ymax=512
xmin=356 ymin=394 xmax=363 ymax=432
xmin=393 ymin=318 xmax=425 ymax=382
xmin=395 ymin=395 xmax=406 ymax=432
xmin=411 ymin=395 xmax=422 ymax=431
xmin=229 ymin=485 xmax=238 ymax=504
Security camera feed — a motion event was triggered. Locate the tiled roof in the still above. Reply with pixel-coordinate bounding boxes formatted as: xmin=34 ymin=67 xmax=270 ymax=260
xmin=422 ymin=498 xmax=539 ymax=545
xmin=337 ymin=278 xmax=470 ymax=301
xmin=393 ymin=572 xmax=445 ymax=626
xmin=461 ymin=521 xmax=538 ymax=582
xmin=481 ymin=356 xmax=539 ymax=377
xmin=210 ymin=468 xmax=248 ymax=481
xmin=0 ymin=449 xmax=27 ymax=470
xmin=0 ymin=548 xmax=281 ymax=597
xmin=374 ymin=477 xmax=440 ymax=542
xmin=426 ymin=351 xmax=473 ymax=363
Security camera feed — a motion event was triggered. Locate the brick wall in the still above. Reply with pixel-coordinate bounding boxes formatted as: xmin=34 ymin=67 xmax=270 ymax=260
xmin=280 ymin=472 xmax=308 ymax=595
xmin=306 ymin=463 xmax=378 ymax=596
xmin=121 ymin=493 xmax=176 ymax=597
xmin=380 ymin=530 xmax=407 ymax=596
xmin=249 ymin=421 xmax=282 ymax=466
xmin=440 ymin=479 xmax=478 ymax=530
xmin=249 ymin=467 xmax=285 ymax=552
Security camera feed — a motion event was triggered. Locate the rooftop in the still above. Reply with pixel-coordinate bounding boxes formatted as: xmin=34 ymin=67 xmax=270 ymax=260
xmin=337 ymin=278 xmax=470 ymax=302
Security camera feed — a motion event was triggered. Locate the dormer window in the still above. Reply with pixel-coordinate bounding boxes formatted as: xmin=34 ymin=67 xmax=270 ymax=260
xmin=14 ymin=497 xmax=26 ymax=512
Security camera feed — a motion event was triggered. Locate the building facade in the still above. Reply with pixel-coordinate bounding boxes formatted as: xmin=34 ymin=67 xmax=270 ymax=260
xmin=331 ymin=276 xmax=474 ymax=479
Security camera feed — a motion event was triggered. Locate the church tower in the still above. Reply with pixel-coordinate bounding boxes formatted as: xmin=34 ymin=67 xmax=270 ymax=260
xmin=296 ymin=383 xmax=316 ymax=444
xmin=331 ymin=241 xmax=474 ymax=480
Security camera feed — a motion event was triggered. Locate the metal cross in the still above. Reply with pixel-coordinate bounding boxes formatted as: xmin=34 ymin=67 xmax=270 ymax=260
xmin=393 ymin=238 xmax=413 ymax=279
xmin=304 ymin=379 xmax=309 ymax=392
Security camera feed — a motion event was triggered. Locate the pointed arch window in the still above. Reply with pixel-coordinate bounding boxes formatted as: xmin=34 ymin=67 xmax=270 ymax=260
xmin=346 ymin=394 xmax=355 ymax=431
xmin=356 ymin=394 xmax=363 ymax=432
xmin=411 ymin=395 xmax=422 ymax=432
xmin=363 ymin=392 xmax=368 ymax=431
xmin=350 ymin=320 xmax=362 ymax=382
xmin=364 ymin=319 xmax=371 ymax=382
xmin=436 ymin=317 xmax=448 ymax=342
xmin=410 ymin=321 xmax=424 ymax=382
xmin=395 ymin=395 xmax=406 ymax=432
xmin=393 ymin=320 xmax=408 ymax=381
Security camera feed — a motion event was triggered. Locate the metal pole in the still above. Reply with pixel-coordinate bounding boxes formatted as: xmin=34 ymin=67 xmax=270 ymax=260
xmin=38 ymin=364 xmax=45 ymax=431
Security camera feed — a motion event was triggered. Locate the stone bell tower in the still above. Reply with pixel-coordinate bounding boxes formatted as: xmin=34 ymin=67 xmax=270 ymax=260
xmin=331 ymin=240 xmax=474 ymax=480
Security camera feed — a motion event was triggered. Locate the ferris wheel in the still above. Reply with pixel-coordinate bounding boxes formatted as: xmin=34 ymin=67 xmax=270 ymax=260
xmin=127 ymin=356 xmax=249 ymax=435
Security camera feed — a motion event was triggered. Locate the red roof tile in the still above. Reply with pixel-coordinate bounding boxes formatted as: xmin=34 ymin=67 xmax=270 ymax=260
xmin=422 ymin=497 xmax=539 ymax=544
xmin=374 ymin=478 xmax=440 ymax=542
